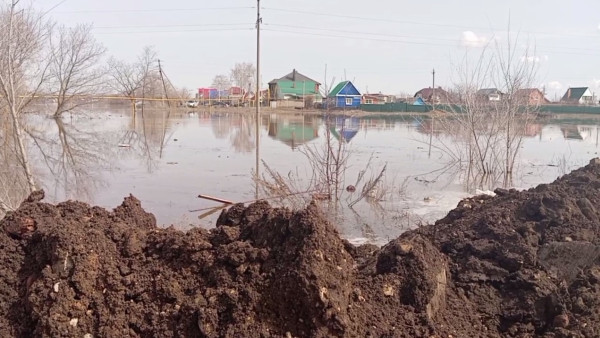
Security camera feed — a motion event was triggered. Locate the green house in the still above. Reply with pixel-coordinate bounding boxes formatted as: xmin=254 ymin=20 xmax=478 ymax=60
xmin=268 ymin=69 xmax=322 ymax=107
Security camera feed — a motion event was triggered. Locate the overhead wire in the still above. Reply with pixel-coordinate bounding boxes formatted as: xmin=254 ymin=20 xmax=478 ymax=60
xmin=262 ymin=7 xmax=600 ymax=40
xmin=262 ymin=27 xmax=600 ymax=56
xmin=94 ymin=23 xmax=254 ymax=30
xmin=55 ymin=6 xmax=254 ymax=14
xmin=94 ymin=27 xmax=254 ymax=35
xmin=261 ymin=28 xmax=457 ymax=48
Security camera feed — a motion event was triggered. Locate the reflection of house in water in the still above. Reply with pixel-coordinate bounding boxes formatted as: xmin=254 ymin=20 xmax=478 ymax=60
xmin=560 ymin=125 xmax=583 ymax=140
xmin=330 ymin=116 xmax=360 ymax=143
xmin=577 ymin=126 xmax=594 ymax=142
xmin=523 ymin=124 xmax=542 ymax=137
xmin=267 ymin=114 xmax=320 ymax=149
xmin=415 ymin=117 xmax=444 ymax=136
xmin=561 ymin=125 xmax=599 ymax=143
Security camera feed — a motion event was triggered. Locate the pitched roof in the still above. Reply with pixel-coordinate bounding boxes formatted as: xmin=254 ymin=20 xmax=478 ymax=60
xmin=515 ymin=88 xmax=542 ymax=95
xmin=476 ymin=88 xmax=503 ymax=96
xmin=514 ymin=88 xmax=549 ymax=104
xmin=414 ymin=87 xmax=450 ymax=99
xmin=561 ymin=87 xmax=590 ymax=101
xmin=268 ymin=69 xmax=321 ymax=85
xmin=328 ymin=81 xmax=361 ymax=97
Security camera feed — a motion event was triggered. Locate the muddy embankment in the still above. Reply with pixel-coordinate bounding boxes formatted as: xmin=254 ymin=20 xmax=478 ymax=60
xmin=2 ymin=160 xmax=600 ymax=337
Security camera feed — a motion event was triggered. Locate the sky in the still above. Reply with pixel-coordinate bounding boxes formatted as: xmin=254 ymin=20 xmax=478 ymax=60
xmin=31 ymin=0 xmax=600 ymax=100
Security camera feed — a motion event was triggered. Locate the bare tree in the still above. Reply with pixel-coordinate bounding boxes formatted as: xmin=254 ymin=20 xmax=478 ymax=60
xmin=321 ymin=64 xmax=336 ymax=110
xmin=230 ymin=62 xmax=255 ymax=92
xmin=107 ymin=57 xmax=142 ymax=98
xmin=48 ymin=23 xmax=106 ymax=117
xmin=212 ymin=74 xmax=230 ymax=101
xmin=107 ymin=46 xmax=158 ymax=103
xmin=0 ymin=1 xmax=53 ymax=194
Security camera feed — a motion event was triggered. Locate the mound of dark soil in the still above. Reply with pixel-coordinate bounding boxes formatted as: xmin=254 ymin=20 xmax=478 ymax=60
xmin=1 ymin=159 xmax=600 ymax=337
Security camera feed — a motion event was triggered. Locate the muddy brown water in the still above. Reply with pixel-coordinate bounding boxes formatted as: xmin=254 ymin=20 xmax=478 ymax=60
xmin=1 ymin=159 xmax=600 ymax=337
xmin=24 ymin=110 xmax=600 ymax=245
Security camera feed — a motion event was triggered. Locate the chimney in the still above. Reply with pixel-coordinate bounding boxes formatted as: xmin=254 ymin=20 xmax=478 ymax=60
xmin=293 ymin=69 xmax=296 ymax=82
xmin=567 ymin=88 xmax=571 ymax=99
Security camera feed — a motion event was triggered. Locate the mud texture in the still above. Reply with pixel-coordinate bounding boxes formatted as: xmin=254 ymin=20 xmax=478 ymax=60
xmin=1 ymin=159 xmax=600 ymax=337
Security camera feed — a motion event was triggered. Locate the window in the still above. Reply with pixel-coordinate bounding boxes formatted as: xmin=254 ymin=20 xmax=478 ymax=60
xmin=346 ymin=98 xmax=353 ymax=105
xmin=365 ymin=99 xmax=373 ymax=104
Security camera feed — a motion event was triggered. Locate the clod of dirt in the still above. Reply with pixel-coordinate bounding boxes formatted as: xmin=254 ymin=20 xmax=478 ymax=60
xmin=1 ymin=158 xmax=600 ymax=337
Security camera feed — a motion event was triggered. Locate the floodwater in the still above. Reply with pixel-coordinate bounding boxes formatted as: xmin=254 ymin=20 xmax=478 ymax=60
xmin=22 ymin=108 xmax=600 ymax=245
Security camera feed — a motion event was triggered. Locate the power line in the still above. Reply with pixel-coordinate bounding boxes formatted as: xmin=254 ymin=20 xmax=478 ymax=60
xmin=55 ymin=6 xmax=254 ymax=14
xmin=93 ymin=23 xmax=253 ymax=30
xmin=262 ymin=7 xmax=600 ymax=40
xmin=42 ymin=0 xmax=69 ymax=16
xmin=265 ymin=23 xmax=600 ymax=54
xmin=94 ymin=28 xmax=254 ymax=35
xmin=261 ymin=28 xmax=600 ymax=57
xmin=264 ymin=23 xmax=460 ymax=44
xmin=261 ymin=28 xmax=459 ymax=48
xmin=263 ymin=7 xmax=475 ymax=30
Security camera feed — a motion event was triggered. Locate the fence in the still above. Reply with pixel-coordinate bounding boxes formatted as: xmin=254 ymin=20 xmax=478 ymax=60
xmin=359 ymin=103 xmax=600 ymax=115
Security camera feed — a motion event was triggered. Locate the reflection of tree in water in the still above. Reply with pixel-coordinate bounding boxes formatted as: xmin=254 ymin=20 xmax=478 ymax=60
xmin=26 ymin=114 xmax=115 ymax=202
xmin=208 ymin=113 xmax=257 ymax=152
xmin=118 ymin=109 xmax=174 ymax=172
xmin=210 ymin=114 xmax=231 ymax=139
xmin=229 ymin=114 xmax=255 ymax=153
xmin=0 ymin=115 xmax=30 ymax=212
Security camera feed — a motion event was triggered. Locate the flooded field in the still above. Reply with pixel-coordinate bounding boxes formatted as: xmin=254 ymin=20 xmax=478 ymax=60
xmin=20 ymin=108 xmax=600 ymax=244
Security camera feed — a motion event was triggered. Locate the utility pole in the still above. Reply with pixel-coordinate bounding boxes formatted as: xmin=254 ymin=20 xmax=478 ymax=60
xmin=255 ymin=0 xmax=262 ymax=198
xmin=157 ymin=59 xmax=171 ymax=108
xmin=432 ymin=68 xmax=436 ymax=106
xmin=428 ymin=68 xmax=435 ymax=158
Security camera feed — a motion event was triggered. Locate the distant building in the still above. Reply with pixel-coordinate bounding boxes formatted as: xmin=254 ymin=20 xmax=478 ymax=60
xmin=514 ymin=88 xmax=550 ymax=106
xmin=414 ymin=87 xmax=452 ymax=104
xmin=268 ymin=69 xmax=322 ymax=108
xmin=198 ymin=87 xmax=218 ymax=100
xmin=228 ymin=86 xmax=245 ymax=105
xmin=561 ymin=87 xmax=594 ymax=105
xmin=327 ymin=81 xmax=361 ymax=108
xmin=362 ymin=93 xmax=393 ymax=105
xmin=476 ymin=88 xmax=504 ymax=101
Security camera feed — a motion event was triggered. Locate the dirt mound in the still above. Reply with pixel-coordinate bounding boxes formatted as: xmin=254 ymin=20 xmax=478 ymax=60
xmin=1 ymin=160 xmax=600 ymax=337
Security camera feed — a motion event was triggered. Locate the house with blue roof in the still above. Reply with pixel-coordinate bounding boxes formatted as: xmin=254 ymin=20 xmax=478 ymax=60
xmin=328 ymin=81 xmax=361 ymax=108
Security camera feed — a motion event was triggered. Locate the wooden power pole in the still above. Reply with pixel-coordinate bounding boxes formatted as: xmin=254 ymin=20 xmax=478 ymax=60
xmin=255 ymin=0 xmax=262 ymax=198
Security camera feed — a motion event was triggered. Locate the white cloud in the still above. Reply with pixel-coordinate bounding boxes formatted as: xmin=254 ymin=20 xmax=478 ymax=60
xmin=547 ymin=81 xmax=562 ymax=91
xmin=460 ymin=31 xmax=488 ymax=48
xmin=598 ymin=23 xmax=600 ymax=30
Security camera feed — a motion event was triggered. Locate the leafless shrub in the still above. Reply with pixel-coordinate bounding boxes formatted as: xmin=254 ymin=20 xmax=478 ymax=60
xmin=252 ymin=161 xmax=311 ymax=209
xmin=299 ymin=121 xmax=350 ymax=201
xmin=434 ymin=29 xmax=539 ymax=190
xmin=348 ymin=154 xmax=387 ymax=207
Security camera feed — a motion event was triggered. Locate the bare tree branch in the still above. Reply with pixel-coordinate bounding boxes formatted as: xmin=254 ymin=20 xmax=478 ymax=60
xmin=48 ymin=23 xmax=106 ymax=117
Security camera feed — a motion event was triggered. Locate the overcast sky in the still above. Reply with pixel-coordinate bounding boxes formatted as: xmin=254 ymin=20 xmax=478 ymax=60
xmin=34 ymin=0 xmax=600 ymax=100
